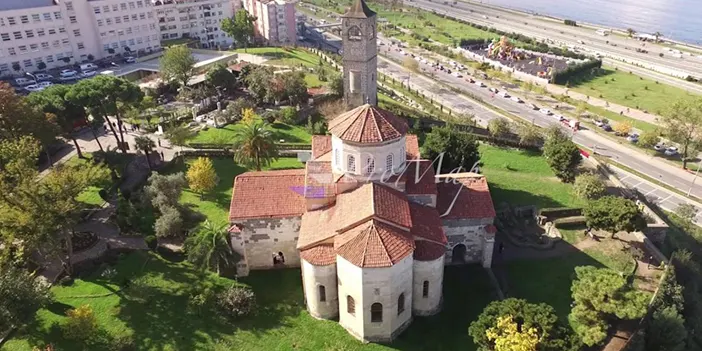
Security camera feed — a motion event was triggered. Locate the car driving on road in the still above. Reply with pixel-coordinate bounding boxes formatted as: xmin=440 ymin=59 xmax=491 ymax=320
xmin=539 ymin=108 xmax=553 ymax=115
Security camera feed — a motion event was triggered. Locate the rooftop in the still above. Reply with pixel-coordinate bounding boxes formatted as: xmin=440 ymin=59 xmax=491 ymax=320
xmin=328 ymin=104 xmax=409 ymax=144
xmin=436 ymin=173 xmax=496 ymax=219
xmin=335 ymin=220 xmax=414 ymax=268
xmin=229 ymin=169 xmax=307 ymax=221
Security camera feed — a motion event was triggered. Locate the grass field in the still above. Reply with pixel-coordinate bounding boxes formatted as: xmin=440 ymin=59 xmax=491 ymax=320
xmin=479 ymin=144 xmax=587 ymax=209
xmin=235 ymin=47 xmax=323 ymax=68
xmin=64 ymin=153 xmax=114 ymax=207
xmin=4 ymin=251 xmax=496 ymax=351
xmin=189 ymin=122 xmax=312 ymax=145
xmin=164 ymin=157 xmax=303 ymax=223
xmin=570 ymin=68 xmax=699 ymax=115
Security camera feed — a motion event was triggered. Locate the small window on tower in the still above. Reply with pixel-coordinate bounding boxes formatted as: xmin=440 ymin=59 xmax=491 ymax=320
xmin=348 ymin=25 xmax=362 ymax=41
xmin=350 ymin=71 xmax=361 ymax=93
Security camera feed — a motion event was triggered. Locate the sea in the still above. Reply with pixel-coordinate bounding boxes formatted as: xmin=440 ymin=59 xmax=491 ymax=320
xmin=480 ymin=0 xmax=702 ymax=45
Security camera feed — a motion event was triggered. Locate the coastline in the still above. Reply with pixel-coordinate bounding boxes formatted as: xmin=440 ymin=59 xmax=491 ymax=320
xmin=460 ymin=0 xmax=702 ymax=50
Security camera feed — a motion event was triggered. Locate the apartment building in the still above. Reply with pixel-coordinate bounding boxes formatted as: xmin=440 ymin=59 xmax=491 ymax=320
xmin=152 ymin=0 xmax=240 ymax=49
xmin=242 ymin=0 xmax=296 ymax=45
xmin=0 ymin=0 xmax=161 ymax=75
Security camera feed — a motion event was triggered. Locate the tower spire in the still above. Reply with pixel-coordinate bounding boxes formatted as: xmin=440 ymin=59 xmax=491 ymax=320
xmin=344 ymin=0 xmax=376 ymax=18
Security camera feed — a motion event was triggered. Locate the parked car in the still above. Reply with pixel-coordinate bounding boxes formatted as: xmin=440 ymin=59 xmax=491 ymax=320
xmin=80 ymin=63 xmax=99 ymax=71
xmin=594 ymin=120 xmax=605 ymax=127
xmin=511 ymin=96 xmax=523 ymax=103
xmin=452 ymin=71 xmax=462 ymax=78
xmin=539 ymin=108 xmax=553 ymax=115
xmin=475 ymin=81 xmax=486 ymax=87
xmin=664 ymin=146 xmax=679 ymax=156
xmin=498 ymin=91 xmax=510 ymax=98
xmin=34 ymin=73 xmax=53 ymax=81
xmin=488 ymin=87 xmax=499 ymax=93
xmin=601 ymin=124 xmax=612 ymax=131
xmin=14 ymin=77 xmax=35 ymax=86
xmin=24 ymin=84 xmax=43 ymax=92
xmin=654 ymin=143 xmax=666 ymax=152
xmin=627 ymin=133 xmax=639 ymax=143
xmin=553 ymin=114 xmax=565 ymax=121
xmin=81 ymin=70 xmax=97 ymax=78
xmin=530 ymin=103 xmax=539 ymax=110
xmin=124 ymin=56 xmax=137 ymax=64
xmin=37 ymin=81 xmax=53 ymax=88
xmin=468 ymin=77 xmax=476 ymax=83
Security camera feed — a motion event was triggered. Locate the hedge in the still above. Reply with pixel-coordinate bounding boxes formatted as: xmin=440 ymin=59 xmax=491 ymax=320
xmin=550 ymin=59 xmax=603 ymax=85
xmin=540 ymin=207 xmax=583 ymax=219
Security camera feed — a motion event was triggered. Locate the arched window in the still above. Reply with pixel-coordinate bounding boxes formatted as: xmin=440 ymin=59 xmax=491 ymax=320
xmin=422 ymin=281 xmax=429 ymax=298
xmin=348 ymin=25 xmax=362 ymax=41
xmin=366 ymin=156 xmax=375 ymax=174
xmin=371 ymin=303 xmax=383 ymax=322
xmin=319 ymin=285 xmax=326 ymax=302
xmin=347 ymin=295 xmax=355 ymax=315
xmin=347 ymin=155 xmax=356 ymax=172
xmin=398 ymin=293 xmax=405 ymax=315
xmin=386 ymin=154 xmax=394 ymax=172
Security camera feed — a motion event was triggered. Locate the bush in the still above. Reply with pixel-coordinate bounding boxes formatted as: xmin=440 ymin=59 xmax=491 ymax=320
xmin=145 ymin=235 xmax=158 ymax=251
xmin=62 ymin=305 xmax=98 ymax=341
xmin=574 ymin=173 xmax=607 ymax=200
xmin=279 ymin=106 xmax=298 ymax=124
xmin=551 ymin=59 xmax=603 ymax=85
xmin=218 ymin=285 xmax=257 ymax=319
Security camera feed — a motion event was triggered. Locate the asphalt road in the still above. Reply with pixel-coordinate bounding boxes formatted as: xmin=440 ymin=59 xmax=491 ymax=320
xmin=408 ymin=0 xmax=702 ymax=79
xmin=307 ymin=29 xmax=702 ymax=203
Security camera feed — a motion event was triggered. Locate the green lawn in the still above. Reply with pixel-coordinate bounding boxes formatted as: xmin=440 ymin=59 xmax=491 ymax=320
xmin=164 ymin=157 xmax=304 ymax=223
xmin=4 ymin=251 xmax=496 ymax=351
xmin=235 ymin=47 xmax=323 ymax=68
xmin=64 ymin=153 xmax=113 ymax=207
xmin=479 ymin=144 xmax=587 ymax=209
xmin=570 ymin=68 xmax=699 ymax=115
xmin=304 ymin=73 xmax=325 ymax=88
xmin=189 ymin=122 xmax=312 ymax=145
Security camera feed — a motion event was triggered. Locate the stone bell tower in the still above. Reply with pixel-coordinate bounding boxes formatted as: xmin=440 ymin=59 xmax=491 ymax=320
xmin=341 ymin=0 xmax=378 ymax=109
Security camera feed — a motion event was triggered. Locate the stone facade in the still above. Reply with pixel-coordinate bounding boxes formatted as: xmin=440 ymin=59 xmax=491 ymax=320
xmin=301 ymin=259 xmax=339 ymax=319
xmin=411 ymin=255 xmax=444 ymax=316
xmin=443 ymin=217 xmax=494 ymax=266
xmin=341 ymin=10 xmax=378 ymax=109
xmin=230 ymin=216 xmax=301 ymax=277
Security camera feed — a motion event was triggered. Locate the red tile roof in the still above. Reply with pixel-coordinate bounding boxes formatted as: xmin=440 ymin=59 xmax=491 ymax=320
xmin=307 ymin=86 xmax=329 ymax=97
xmin=405 ymin=135 xmax=420 ymax=159
xmin=335 ymin=220 xmax=414 ymax=268
xmin=304 ymin=161 xmax=336 ymax=199
xmin=436 ymin=174 xmax=496 ymax=220
xmin=328 ymin=104 xmax=409 ymax=144
xmin=409 ymin=203 xmax=447 ymax=244
xmin=413 ymin=240 xmax=446 ymax=261
xmin=311 ymin=135 xmax=332 ymax=159
xmin=229 ymin=170 xmax=307 ymax=221
xmin=300 ymin=244 xmax=336 ymax=266
xmin=405 ymin=160 xmax=438 ymax=195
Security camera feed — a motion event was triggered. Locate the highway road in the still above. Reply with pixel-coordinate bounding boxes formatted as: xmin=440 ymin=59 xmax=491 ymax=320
xmin=305 ymin=28 xmax=702 ymax=204
xmin=407 ymin=0 xmax=702 ymax=79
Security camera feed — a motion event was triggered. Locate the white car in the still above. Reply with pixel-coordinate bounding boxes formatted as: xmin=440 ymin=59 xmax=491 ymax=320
xmin=475 ymin=81 xmax=486 ymax=87
xmin=627 ymin=133 xmax=639 ymax=143
xmin=452 ymin=71 xmax=463 ymax=78
xmin=498 ymin=91 xmax=510 ymax=98
xmin=124 ymin=56 xmax=137 ymax=63
xmin=540 ymin=108 xmax=553 ymax=115
xmin=24 ymin=84 xmax=45 ymax=92
xmin=37 ymin=81 xmax=53 ymax=88
xmin=553 ymin=114 xmax=565 ymax=121
xmin=594 ymin=120 xmax=605 ymax=127
xmin=34 ymin=73 xmax=53 ymax=81
xmin=14 ymin=77 xmax=35 ymax=86
xmin=664 ymin=146 xmax=679 ymax=156
xmin=654 ymin=143 xmax=666 ymax=152
xmin=488 ymin=87 xmax=499 ymax=93
xmin=81 ymin=70 xmax=97 ymax=78
xmin=511 ymin=96 xmax=523 ymax=103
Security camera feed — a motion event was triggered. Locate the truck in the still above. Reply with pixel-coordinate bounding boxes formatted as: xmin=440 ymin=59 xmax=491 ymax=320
xmin=562 ymin=118 xmax=580 ymax=131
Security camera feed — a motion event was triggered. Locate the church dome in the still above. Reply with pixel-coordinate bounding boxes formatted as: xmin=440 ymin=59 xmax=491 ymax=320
xmin=328 ymin=104 xmax=409 ymax=144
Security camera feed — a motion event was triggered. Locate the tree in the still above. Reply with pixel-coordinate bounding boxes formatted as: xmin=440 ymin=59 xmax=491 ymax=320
xmin=614 ymin=121 xmax=632 ymax=136
xmin=217 ymin=285 xmax=257 ymax=318
xmin=626 ymin=28 xmax=636 ymax=37
xmin=185 ymin=220 xmax=239 ymax=274
xmin=62 ymin=304 xmax=97 ymax=341
xmin=281 ymin=71 xmax=308 ymax=105
xmin=569 ymin=266 xmax=650 ymax=346
xmin=37 ymin=62 xmax=47 ymax=70
xmin=28 ymin=84 xmax=94 ymax=158
xmin=186 ymin=157 xmax=219 ymax=198
xmin=134 ymin=136 xmax=156 ymax=170
xmin=676 ymin=203 xmax=697 ymax=224
xmin=226 ymin=97 xmax=256 ymax=121
xmin=518 ymin=123 xmax=544 ymax=147
xmin=646 ymin=307 xmax=687 ymax=351
xmin=318 ymin=99 xmax=346 ymax=120
xmin=403 ymin=56 xmax=419 ymax=73
xmin=573 ymin=173 xmax=606 ymax=200
xmin=160 ymin=46 xmax=196 ymax=88
xmin=244 ymin=66 xmax=274 ymax=102
xmin=232 ymin=119 xmax=278 ymax=171
xmin=165 ymin=125 xmax=196 ymax=152
xmin=329 ymin=72 xmax=344 ymax=97
xmin=154 ymin=205 xmax=183 ymax=238
xmin=543 ymin=128 xmax=582 ymax=183
xmin=423 ymin=124 xmax=480 ymax=175
xmin=653 ymin=32 xmax=662 ymax=42
xmin=0 ymin=264 xmax=52 ymax=331
xmin=221 ymin=9 xmax=256 ymax=52
xmin=638 ymin=130 xmax=660 ymax=148
xmin=662 ymin=99 xmax=702 ymax=169
xmin=206 ymin=63 xmax=237 ymax=92
xmin=488 ymin=118 xmax=511 ymax=138
xmin=66 ymin=76 xmax=143 ymax=153
xmin=12 ymin=62 xmax=21 ymax=72
xmin=583 ymin=196 xmax=647 ymax=238
xmin=485 ymin=315 xmax=539 ymax=351
xmin=469 ymin=298 xmax=579 ymax=351
xmin=145 ymin=172 xmax=187 ymax=210
xmin=241 ymin=108 xmax=257 ymax=123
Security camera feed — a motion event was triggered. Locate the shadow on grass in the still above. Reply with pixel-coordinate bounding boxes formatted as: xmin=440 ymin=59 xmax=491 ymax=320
xmin=488 ymin=183 xmax=576 ymax=209
xmin=566 ymin=69 xmax=617 ymax=88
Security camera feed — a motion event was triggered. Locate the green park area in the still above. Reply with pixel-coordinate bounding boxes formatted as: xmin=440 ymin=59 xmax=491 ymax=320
xmin=188 ymin=122 xmax=312 ymax=145
xmin=234 ymin=47 xmax=323 ymax=68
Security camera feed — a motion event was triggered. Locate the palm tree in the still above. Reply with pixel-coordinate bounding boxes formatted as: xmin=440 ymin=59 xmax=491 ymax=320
xmin=626 ymin=28 xmax=636 ymax=38
xmin=232 ymin=119 xmax=278 ymax=171
xmin=134 ymin=135 xmax=156 ymax=170
xmin=184 ymin=220 xmax=240 ymax=275
xmin=653 ymin=31 xmax=662 ymax=42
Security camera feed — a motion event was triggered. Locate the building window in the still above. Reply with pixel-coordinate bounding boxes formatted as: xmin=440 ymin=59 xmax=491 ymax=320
xmin=46 ymin=55 xmax=53 ymax=63
xmin=20 ymin=16 xmax=29 ymax=24
xmin=1 ymin=33 xmax=10 ymax=41
xmin=13 ymin=32 xmax=21 ymax=40
xmin=43 ymin=13 xmax=52 ymax=21
xmin=94 ymin=7 xmax=101 ymax=14
xmin=37 ymin=29 xmax=45 ymax=37
xmin=386 ymin=154 xmax=394 ymax=172
xmin=422 ymin=281 xmax=429 ymax=298
xmin=53 ymin=12 xmax=62 ymax=20
xmin=366 ymin=157 xmax=374 ymax=174
xmin=348 ymin=25 xmax=362 ymax=41
xmin=48 ymin=28 xmax=56 ymax=35
xmin=347 ymin=296 xmax=355 ymax=316
xmin=25 ymin=30 xmax=34 ymax=38
xmin=23 ymin=59 xmax=33 ymax=67
xmin=77 ymin=42 xmax=84 ymax=50
xmin=32 ymin=14 xmax=41 ymax=23
xmin=347 ymin=155 xmax=356 ymax=172
xmin=371 ymin=303 xmax=383 ymax=322
xmin=318 ymin=285 xmax=326 ymax=302
xmin=69 ymin=16 xmax=77 ymax=24
xmin=58 ymin=27 xmax=66 ymax=33
xmin=73 ymin=29 xmax=81 ymax=37
xmin=8 ymin=17 xmax=16 ymax=26
xmin=65 ymin=2 xmax=73 ymax=11
xmin=398 ymin=293 xmax=405 ymax=315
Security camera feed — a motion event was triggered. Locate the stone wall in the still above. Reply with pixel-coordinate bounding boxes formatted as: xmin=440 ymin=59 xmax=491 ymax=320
xmin=230 ymin=216 xmax=301 ymax=277
xmin=301 ymin=259 xmax=339 ymax=319
xmin=443 ymin=217 xmax=493 ymax=264
xmin=412 ymin=256 xmax=444 ymax=316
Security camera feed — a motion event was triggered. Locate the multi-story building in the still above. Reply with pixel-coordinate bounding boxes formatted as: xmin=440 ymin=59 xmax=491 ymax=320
xmin=0 ymin=0 xmax=161 ymax=75
xmin=242 ymin=0 xmax=296 ymax=45
xmin=151 ymin=0 xmax=240 ymax=49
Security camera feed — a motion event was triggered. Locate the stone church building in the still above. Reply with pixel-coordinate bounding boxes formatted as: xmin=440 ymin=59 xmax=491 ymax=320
xmin=228 ymin=0 xmax=497 ymax=343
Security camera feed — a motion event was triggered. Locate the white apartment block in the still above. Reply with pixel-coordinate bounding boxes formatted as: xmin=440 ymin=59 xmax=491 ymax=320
xmin=152 ymin=0 xmax=240 ymax=49
xmin=243 ymin=0 xmax=297 ymax=45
